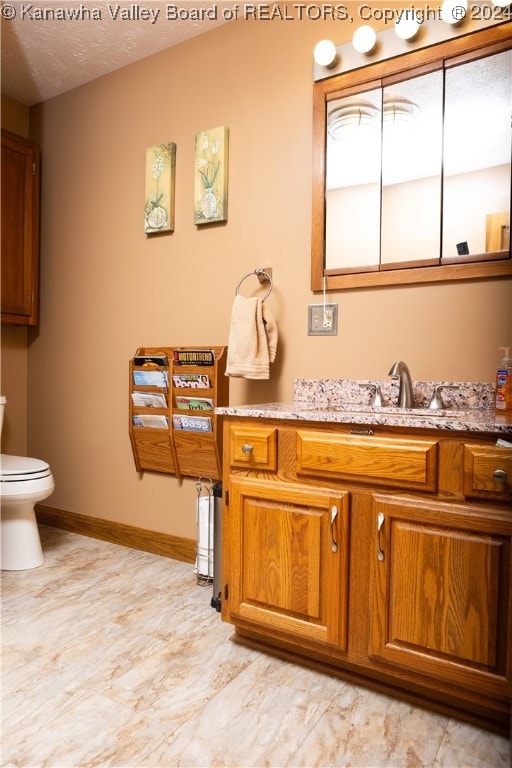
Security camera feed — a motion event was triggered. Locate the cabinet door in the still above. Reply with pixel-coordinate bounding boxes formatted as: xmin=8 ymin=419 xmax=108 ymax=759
xmin=370 ymin=494 xmax=512 ymax=700
xmin=224 ymin=479 xmax=350 ymax=650
xmin=1 ymin=130 xmax=40 ymax=325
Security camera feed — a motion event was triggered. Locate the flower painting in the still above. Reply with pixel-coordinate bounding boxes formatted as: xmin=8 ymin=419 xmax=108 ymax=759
xmin=144 ymin=142 xmax=176 ymax=234
xmin=194 ymin=126 xmax=229 ymax=225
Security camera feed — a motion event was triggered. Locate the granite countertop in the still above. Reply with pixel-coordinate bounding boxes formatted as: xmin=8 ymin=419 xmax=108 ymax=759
xmin=215 ymin=379 xmax=512 ymax=435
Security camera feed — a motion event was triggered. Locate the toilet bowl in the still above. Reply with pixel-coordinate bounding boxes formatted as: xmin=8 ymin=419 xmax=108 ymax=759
xmin=0 ymin=397 xmax=55 ymax=570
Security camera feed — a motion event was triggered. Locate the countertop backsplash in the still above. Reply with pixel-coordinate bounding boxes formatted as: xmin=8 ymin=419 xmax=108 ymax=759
xmin=293 ymin=379 xmax=496 ymax=410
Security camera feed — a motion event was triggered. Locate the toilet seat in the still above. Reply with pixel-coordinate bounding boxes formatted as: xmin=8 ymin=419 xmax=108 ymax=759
xmin=1 ymin=454 xmax=52 ymax=482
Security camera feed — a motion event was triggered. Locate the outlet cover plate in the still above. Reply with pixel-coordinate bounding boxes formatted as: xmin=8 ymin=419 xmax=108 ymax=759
xmin=308 ymin=303 xmax=338 ymax=335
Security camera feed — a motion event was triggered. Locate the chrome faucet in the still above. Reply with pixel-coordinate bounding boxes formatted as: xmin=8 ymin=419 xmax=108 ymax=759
xmin=388 ymin=360 xmax=415 ymax=408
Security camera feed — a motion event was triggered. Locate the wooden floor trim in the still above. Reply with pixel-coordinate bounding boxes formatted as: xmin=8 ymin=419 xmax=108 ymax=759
xmin=35 ymin=504 xmax=196 ymax=564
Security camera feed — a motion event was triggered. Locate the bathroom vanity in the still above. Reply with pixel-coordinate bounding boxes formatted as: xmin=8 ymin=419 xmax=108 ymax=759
xmin=217 ymin=381 xmax=512 ymax=734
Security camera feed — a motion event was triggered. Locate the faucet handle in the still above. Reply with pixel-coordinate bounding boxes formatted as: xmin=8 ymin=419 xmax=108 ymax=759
xmin=359 ymin=383 xmax=383 ymax=407
xmin=428 ymin=384 xmax=459 ymax=410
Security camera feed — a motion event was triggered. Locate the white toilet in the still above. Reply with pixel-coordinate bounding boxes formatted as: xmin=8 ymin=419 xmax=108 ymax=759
xmin=0 ymin=396 xmax=55 ymax=570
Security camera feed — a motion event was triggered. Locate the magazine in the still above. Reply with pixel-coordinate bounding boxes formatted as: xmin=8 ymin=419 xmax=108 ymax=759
xmin=175 ymin=396 xmax=214 ymax=411
xmin=172 ymin=414 xmax=212 ymax=432
xmin=173 ymin=349 xmax=215 ymax=366
xmin=133 ymin=355 xmax=168 ymax=367
xmin=131 ymin=392 xmax=167 ymax=408
xmin=133 ymin=370 xmax=168 ymax=387
xmin=172 ymin=374 xmax=210 ymax=388
xmin=133 ymin=414 xmax=169 ymax=428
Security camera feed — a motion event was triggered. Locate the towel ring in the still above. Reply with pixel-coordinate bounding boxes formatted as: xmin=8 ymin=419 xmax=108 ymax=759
xmin=235 ymin=269 xmax=273 ymax=301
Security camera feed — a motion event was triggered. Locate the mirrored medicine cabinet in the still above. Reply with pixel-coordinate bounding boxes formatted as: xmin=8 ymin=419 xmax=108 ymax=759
xmin=311 ymin=23 xmax=512 ymax=291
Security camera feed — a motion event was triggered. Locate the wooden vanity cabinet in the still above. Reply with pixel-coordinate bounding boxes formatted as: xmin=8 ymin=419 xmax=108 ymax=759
xmin=221 ymin=418 xmax=512 ymax=734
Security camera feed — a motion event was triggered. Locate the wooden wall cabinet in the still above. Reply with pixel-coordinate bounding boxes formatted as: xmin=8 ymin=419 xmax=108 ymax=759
xmin=222 ymin=419 xmax=512 ymax=734
xmin=1 ymin=129 xmax=40 ymax=326
xmin=129 ymin=346 xmax=228 ymax=480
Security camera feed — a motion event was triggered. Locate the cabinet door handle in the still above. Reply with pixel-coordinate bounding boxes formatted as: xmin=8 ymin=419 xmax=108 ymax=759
xmin=330 ymin=505 xmax=338 ymax=553
xmin=493 ymin=469 xmax=507 ymax=484
xmin=241 ymin=444 xmax=253 ymax=455
xmin=377 ymin=512 xmax=385 ymax=562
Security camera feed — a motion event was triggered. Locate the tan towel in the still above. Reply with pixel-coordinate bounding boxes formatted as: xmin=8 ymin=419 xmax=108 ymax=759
xmin=226 ymin=294 xmax=277 ymax=379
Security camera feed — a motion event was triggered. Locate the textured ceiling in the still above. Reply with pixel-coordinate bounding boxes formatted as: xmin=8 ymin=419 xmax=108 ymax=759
xmin=1 ymin=1 xmax=234 ymax=106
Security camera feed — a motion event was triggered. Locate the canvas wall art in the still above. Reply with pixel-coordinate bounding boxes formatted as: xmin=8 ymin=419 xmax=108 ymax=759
xmin=194 ymin=126 xmax=229 ymax=225
xmin=144 ymin=142 xmax=176 ymax=234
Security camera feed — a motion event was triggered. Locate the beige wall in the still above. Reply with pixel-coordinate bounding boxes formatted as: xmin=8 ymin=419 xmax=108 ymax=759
xmin=8 ymin=17 xmax=511 ymax=540
xmin=2 ymin=95 xmax=30 ymax=137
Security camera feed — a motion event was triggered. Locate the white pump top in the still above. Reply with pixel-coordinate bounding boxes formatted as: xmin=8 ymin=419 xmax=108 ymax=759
xmin=499 ymin=347 xmax=512 ymax=366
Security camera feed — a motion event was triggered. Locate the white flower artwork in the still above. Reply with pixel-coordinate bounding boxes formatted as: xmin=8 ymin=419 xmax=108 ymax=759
xmin=144 ymin=142 xmax=176 ymax=234
xmin=194 ymin=126 xmax=229 ymax=225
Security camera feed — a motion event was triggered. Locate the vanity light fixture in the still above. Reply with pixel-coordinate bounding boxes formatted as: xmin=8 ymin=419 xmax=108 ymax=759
xmin=352 ymin=25 xmax=377 ymax=54
xmin=314 ymin=4 xmax=500 ymax=83
xmin=441 ymin=0 xmax=468 ymax=25
xmin=313 ymin=39 xmax=338 ymax=68
xmin=395 ymin=16 xmax=420 ymax=41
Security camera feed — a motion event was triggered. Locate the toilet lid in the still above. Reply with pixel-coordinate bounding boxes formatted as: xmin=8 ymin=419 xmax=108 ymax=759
xmin=0 ymin=454 xmax=51 ymax=480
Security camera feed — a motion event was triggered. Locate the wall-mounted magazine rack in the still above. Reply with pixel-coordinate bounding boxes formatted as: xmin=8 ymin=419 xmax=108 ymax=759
xmin=129 ymin=346 xmax=228 ymax=480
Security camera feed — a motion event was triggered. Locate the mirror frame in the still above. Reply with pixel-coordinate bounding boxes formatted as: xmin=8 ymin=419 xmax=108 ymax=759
xmin=311 ymin=23 xmax=512 ymax=291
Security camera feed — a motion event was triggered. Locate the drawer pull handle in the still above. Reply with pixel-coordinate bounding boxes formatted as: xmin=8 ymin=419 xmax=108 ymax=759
xmin=330 ymin=506 xmax=338 ymax=553
xmin=377 ymin=512 xmax=385 ymax=562
xmin=241 ymin=443 xmax=254 ymax=455
xmin=493 ymin=469 xmax=507 ymax=484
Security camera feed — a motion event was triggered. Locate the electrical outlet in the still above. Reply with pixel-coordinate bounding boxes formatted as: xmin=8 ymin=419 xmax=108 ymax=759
xmin=308 ymin=303 xmax=338 ymax=335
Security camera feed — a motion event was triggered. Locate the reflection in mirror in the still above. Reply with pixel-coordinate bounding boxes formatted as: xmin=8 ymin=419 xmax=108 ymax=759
xmin=442 ymin=49 xmax=511 ymax=262
xmin=381 ymin=70 xmax=443 ymax=267
xmin=325 ymin=88 xmax=381 ymax=271
xmin=312 ymin=25 xmax=512 ymax=291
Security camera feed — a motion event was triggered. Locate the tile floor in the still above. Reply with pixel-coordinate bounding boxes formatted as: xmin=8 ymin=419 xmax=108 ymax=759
xmin=1 ymin=525 xmax=510 ymax=768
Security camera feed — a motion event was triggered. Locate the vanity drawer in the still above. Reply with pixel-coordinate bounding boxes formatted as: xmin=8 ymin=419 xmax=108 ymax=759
xmin=296 ymin=431 xmax=439 ymax=491
xmin=463 ymin=444 xmax=512 ymax=501
xmin=229 ymin=425 xmax=277 ymax=470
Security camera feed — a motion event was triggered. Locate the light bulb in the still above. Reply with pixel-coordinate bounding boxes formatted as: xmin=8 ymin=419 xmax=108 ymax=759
xmin=352 ymin=25 xmax=377 ymax=54
xmin=395 ymin=16 xmax=420 ymax=40
xmin=441 ymin=0 xmax=467 ymax=25
xmin=313 ymin=40 xmax=337 ymax=68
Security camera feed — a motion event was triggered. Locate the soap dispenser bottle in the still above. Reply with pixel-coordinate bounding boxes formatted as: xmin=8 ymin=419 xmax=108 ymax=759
xmin=495 ymin=347 xmax=512 ymax=412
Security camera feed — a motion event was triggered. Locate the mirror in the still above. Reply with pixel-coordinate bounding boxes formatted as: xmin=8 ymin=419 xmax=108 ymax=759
xmin=325 ymin=86 xmax=382 ymax=270
xmin=381 ymin=68 xmax=443 ymax=267
xmin=442 ymin=50 xmax=511 ymax=262
xmin=312 ymin=26 xmax=512 ymax=290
